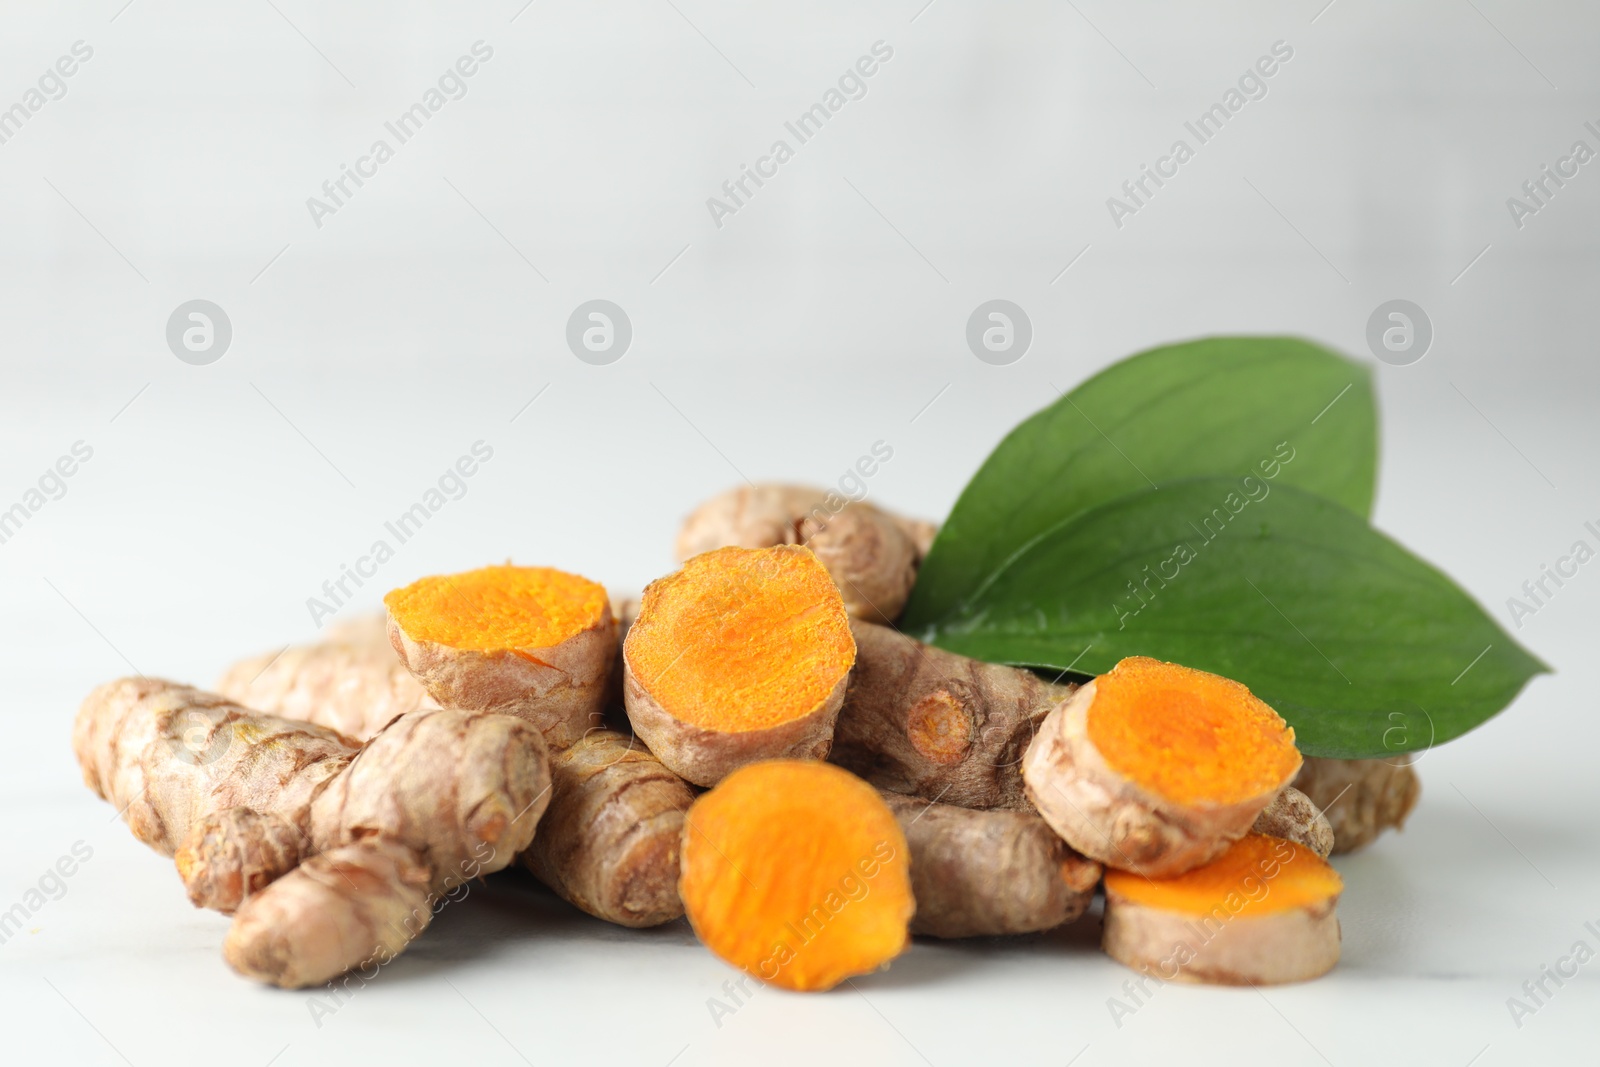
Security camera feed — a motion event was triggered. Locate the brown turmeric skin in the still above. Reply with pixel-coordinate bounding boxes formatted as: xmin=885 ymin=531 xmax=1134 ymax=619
xmin=74 ymin=678 xmax=550 ymax=988
xmin=829 ymin=621 xmax=1076 ymax=810
xmin=1251 ymin=786 xmax=1334 ymax=858
xmin=880 ymin=792 xmax=1100 ymax=939
xmin=217 ymin=614 xmax=435 ymax=741
xmin=521 ymin=729 xmax=695 ymax=928
xmin=1293 ymin=755 xmax=1420 ymax=853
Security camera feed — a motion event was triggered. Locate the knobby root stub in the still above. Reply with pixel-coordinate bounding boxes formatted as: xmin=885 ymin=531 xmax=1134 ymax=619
xmin=1294 ymin=755 xmax=1420 ymax=854
xmin=1251 ymin=785 xmax=1334 ymax=858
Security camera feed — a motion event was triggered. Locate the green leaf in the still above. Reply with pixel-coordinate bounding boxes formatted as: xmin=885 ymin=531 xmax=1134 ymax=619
xmin=922 ymin=479 xmax=1547 ymax=758
xmin=904 ymin=337 xmax=1378 ymax=632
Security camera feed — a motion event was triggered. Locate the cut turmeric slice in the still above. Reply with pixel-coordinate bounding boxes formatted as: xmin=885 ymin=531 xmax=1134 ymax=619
xmin=1023 ymin=656 xmax=1301 ymax=877
xmin=385 ymin=565 xmax=616 ymax=749
xmin=1103 ymin=833 xmax=1343 ymax=985
xmin=623 ymin=545 xmax=856 ymax=786
xmin=679 ymin=761 xmax=914 ymax=991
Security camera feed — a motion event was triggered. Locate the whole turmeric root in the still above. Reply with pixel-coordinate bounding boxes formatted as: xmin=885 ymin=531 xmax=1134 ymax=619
xmin=829 ymin=621 xmax=1076 ymax=811
xmin=74 ymin=678 xmax=551 ymax=987
xmin=217 ymin=614 xmax=436 ymax=741
xmin=624 ymin=545 xmax=857 ymax=786
xmin=880 ymin=792 xmax=1100 ymax=939
xmin=1024 ymin=657 xmax=1301 ymax=878
xmin=1292 ymin=755 xmax=1420 ymax=854
xmin=521 ymin=729 xmax=695 ymax=928
xmin=676 ymin=484 xmax=936 ymax=625
xmin=385 ymin=564 xmax=617 ymax=749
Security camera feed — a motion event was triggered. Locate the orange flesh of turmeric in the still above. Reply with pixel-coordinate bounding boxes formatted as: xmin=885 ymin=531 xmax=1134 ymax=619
xmin=1105 ymin=834 xmax=1342 ymax=917
xmin=626 ymin=546 xmax=856 ymax=732
xmin=680 ymin=760 xmax=914 ymax=992
xmin=1086 ymin=657 xmax=1300 ymax=807
xmin=384 ymin=565 xmax=608 ymax=651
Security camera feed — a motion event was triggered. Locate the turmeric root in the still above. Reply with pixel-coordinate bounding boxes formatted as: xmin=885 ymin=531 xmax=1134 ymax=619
xmin=226 ymin=841 xmax=435 ymax=989
xmin=676 ymin=484 xmax=936 ymax=624
xmin=1102 ymin=834 xmax=1343 ymax=985
xmin=385 ymin=564 xmax=616 ymax=749
xmin=521 ymin=729 xmax=695 ymax=928
xmin=679 ymin=760 xmax=914 ymax=992
xmin=623 ymin=546 xmax=856 ymax=786
xmin=224 ymin=595 xmax=689 ymax=930
xmin=217 ymin=614 xmax=435 ymax=741
xmin=74 ymin=678 xmax=550 ymax=987
xmin=880 ymin=792 xmax=1100 ymax=938
xmin=1292 ymin=755 xmax=1420 ymax=854
xmin=1251 ymin=786 xmax=1334 ymax=858
xmin=1023 ymin=657 xmax=1301 ymax=878
xmin=829 ymin=620 xmax=1076 ymax=810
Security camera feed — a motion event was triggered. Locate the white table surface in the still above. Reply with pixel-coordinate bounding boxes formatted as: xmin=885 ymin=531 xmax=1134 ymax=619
xmin=2 ymin=2 xmax=1597 ymax=1064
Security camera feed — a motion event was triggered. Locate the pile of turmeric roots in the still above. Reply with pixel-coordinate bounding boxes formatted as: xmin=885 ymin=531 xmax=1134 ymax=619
xmin=73 ymin=484 xmax=1419 ymax=991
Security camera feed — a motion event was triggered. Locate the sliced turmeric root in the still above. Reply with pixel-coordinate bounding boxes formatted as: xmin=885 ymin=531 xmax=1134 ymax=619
xmin=623 ymin=545 xmax=856 ymax=786
xmin=1103 ymin=833 xmax=1343 ymax=985
xmin=679 ymin=760 xmax=914 ymax=992
xmin=1023 ymin=656 xmax=1301 ymax=877
xmin=385 ymin=564 xmax=616 ymax=749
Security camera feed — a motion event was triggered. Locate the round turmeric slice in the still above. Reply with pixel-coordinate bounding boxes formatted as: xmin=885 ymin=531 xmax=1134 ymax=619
xmin=1022 ymin=656 xmax=1301 ymax=877
xmin=623 ymin=545 xmax=856 ymax=786
xmin=1103 ymin=833 xmax=1343 ymax=985
xmin=385 ymin=565 xmax=616 ymax=748
xmin=680 ymin=760 xmax=914 ymax=991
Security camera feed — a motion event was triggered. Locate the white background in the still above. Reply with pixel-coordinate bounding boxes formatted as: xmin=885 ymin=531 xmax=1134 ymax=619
xmin=2 ymin=1 xmax=1597 ymax=1064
